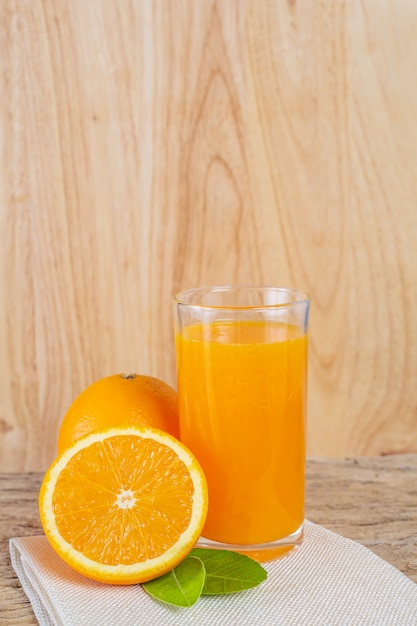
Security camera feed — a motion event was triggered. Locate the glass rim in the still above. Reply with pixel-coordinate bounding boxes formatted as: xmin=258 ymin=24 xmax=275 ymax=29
xmin=173 ymin=284 xmax=311 ymax=310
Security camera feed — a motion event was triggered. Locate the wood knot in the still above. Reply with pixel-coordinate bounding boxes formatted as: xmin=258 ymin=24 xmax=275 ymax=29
xmin=0 ymin=418 xmax=13 ymax=434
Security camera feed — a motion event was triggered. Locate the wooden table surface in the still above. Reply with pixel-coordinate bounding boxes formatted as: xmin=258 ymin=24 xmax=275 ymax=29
xmin=1 ymin=455 xmax=417 ymax=624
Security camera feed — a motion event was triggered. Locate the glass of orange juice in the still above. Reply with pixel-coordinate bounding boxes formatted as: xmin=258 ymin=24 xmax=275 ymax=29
xmin=173 ymin=285 xmax=310 ymax=562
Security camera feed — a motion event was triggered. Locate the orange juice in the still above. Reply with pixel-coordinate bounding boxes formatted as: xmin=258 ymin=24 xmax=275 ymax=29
xmin=176 ymin=320 xmax=307 ymax=546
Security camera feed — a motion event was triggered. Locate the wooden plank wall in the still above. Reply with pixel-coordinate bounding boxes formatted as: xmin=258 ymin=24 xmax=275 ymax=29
xmin=1 ymin=0 xmax=417 ymax=471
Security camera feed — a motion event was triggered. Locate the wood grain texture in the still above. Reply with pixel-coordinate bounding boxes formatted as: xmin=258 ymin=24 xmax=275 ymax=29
xmin=1 ymin=456 xmax=417 ymax=623
xmin=1 ymin=1 xmax=417 ymax=470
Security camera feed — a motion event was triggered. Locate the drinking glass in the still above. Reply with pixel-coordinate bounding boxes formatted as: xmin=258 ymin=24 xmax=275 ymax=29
xmin=173 ymin=285 xmax=310 ymax=561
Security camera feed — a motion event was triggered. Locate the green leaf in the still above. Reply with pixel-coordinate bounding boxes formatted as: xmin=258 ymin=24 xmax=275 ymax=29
xmin=142 ymin=556 xmax=205 ymax=608
xmin=190 ymin=548 xmax=267 ymax=595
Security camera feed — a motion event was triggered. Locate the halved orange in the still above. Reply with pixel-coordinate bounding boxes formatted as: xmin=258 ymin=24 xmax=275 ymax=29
xmin=39 ymin=425 xmax=208 ymax=585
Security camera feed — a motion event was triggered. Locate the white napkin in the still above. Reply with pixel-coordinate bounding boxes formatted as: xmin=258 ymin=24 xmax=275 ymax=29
xmin=10 ymin=520 xmax=417 ymax=626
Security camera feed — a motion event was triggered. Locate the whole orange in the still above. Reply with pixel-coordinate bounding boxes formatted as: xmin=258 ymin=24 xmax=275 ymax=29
xmin=57 ymin=373 xmax=179 ymax=453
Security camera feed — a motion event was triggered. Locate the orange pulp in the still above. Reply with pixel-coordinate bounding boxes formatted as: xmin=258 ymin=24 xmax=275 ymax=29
xmin=176 ymin=320 xmax=307 ymax=545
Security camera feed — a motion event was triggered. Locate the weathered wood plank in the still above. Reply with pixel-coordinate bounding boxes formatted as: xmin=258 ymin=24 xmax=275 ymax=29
xmin=0 ymin=473 xmax=43 ymax=624
xmin=1 ymin=457 xmax=416 ymax=624
xmin=305 ymin=455 xmax=417 ymax=583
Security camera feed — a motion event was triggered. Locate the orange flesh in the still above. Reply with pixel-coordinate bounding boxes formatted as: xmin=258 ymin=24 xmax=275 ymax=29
xmin=176 ymin=320 xmax=307 ymax=545
xmin=52 ymin=435 xmax=194 ymax=564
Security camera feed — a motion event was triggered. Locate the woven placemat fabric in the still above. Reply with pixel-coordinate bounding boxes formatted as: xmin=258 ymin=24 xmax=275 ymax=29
xmin=10 ymin=520 xmax=417 ymax=626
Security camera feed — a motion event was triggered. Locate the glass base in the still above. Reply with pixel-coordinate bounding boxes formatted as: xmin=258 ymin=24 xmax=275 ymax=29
xmin=195 ymin=522 xmax=304 ymax=563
